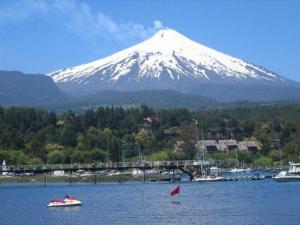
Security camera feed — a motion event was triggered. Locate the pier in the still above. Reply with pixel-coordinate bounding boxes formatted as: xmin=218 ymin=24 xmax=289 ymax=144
xmin=0 ymin=160 xmax=213 ymax=173
xmin=1 ymin=160 xmax=274 ymax=185
xmin=1 ymin=160 xmax=214 ymax=183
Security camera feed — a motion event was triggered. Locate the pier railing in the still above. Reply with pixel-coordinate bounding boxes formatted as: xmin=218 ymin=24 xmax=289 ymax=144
xmin=1 ymin=160 xmax=213 ymax=173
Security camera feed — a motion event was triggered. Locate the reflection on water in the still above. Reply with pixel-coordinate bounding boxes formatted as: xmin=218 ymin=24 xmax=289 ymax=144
xmin=171 ymin=200 xmax=181 ymax=205
xmin=48 ymin=206 xmax=81 ymax=212
xmin=0 ymin=180 xmax=300 ymax=225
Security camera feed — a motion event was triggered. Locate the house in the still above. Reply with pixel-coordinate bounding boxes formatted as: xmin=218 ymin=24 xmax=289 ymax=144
xmin=197 ymin=139 xmax=260 ymax=153
xmin=217 ymin=140 xmax=239 ymax=151
xmin=225 ymin=139 xmax=239 ymax=151
xmin=218 ymin=140 xmax=228 ymax=151
xmin=239 ymin=141 xmax=260 ymax=152
xmin=197 ymin=140 xmax=219 ymax=153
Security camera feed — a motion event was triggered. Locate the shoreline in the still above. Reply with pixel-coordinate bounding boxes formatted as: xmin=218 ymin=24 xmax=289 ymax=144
xmin=0 ymin=174 xmax=180 ymax=184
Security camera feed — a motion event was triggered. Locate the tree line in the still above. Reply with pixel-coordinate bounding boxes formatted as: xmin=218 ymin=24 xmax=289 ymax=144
xmin=0 ymin=103 xmax=300 ymax=166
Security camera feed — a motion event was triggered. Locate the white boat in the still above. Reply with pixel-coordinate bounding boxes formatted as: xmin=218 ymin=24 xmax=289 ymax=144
xmin=2 ymin=160 xmax=8 ymax=176
xmin=193 ymin=175 xmax=224 ymax=182
xmin=193 ymin=166 xmax=224 ymax=182
xmin=194 ymin=141 xmax=224 ymax=182
xmin=161 ymin=171 xmax=174 ymax=176
xmin=73 ymin=170 xmax=92 ymax=177
xmin=146 ymin=169 xmax=160 ymax=176
xmin=229 ymin=168 xmax=252 ymax=173
xmin=107 ymin=171 xmax=122 ymax=176
xmin=273 ymin=162 xmax=300 ymax=182
xmin=210 ymin=166 xmax=220 ymax=175
xmin=131 ymin=169 xmax=160 ymax=176
xmin=228 ymin=147 xmax=252 ymax=174
xmin=131 ymin=169 xmax=143 ymax=176
xmin=47 ymin=195 xmax=82 ymax=207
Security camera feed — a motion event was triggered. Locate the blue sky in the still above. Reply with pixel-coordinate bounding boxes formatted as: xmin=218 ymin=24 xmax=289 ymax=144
xmin=0 ymin=0 xmax=299 ymax=81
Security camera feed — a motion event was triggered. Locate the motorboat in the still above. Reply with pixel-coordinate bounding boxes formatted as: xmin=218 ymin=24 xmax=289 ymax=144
xmin=209 ymin=166 xmax=220 ymax=175
xmin=131 ymin=169 xmax=143 ymax=176
xmin=273 ymin=171 xmax=300 ymax=182
xmin=161 ymin=171 xmax=175 ymax=176
xmin=273 ymin=162 xmax=300 ymax=182
xmin=47 ymin=195 xmax=82 ymax=207
xmin=146 ymin=169 xmax=160 ymax=176
xmin=106 ymin=171 xmax=122 ymax=176
xmin=193 ymin=175 xmax=224 ymax=182
xmin=251 ymin=172 xmax=265 ymax=180
xmin=228 ymin=148 xmax=252 ymax=174
xmin=193 ymin=166 xmax=224 ymax=182
xmin=73 ymin=170 xmax=92 ymax=177
xmin=228 ymin=168 xmax=252 ymax=173
xmin=193 ymin=143 xmax=224 ymax=182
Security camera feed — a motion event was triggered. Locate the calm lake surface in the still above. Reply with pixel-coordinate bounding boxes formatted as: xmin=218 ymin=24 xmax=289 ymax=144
xmin=0 ymin=180 xmax=299 ymax=225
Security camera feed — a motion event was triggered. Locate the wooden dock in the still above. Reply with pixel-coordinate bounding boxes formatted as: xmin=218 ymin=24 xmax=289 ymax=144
xmin=0 ymin=160 xmax=212 ymax=174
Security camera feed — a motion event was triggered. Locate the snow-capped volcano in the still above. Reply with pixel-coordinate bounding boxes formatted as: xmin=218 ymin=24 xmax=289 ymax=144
xmin=49 ymin=28 xmax=289 ymax=96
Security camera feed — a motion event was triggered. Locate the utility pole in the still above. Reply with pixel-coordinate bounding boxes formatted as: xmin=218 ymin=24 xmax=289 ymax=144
xmin=193 ymin=119 xmax=199 ymax=160
xmin=279 ymin=140 xmax=282 ymax=167
xmin=273 ymin=138 xmax=282 ymax=167
xmin=172 ymin=145 xmax=175 ymax=161
xmin=121 ymin=140 xmax=126 ymax=163
xmin=106 ymin=140 xmax=109 ymax=163
xmin=139 ymin=145 xmax=142 ymax=164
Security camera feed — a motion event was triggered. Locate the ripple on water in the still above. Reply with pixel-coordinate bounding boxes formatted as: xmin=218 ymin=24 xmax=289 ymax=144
xmin=0 ymin=180 xmax=299 ymax=225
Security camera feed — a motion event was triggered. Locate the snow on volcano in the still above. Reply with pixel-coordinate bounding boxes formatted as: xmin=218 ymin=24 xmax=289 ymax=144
xmin=49 ymin=28 xmax=287 ymax=95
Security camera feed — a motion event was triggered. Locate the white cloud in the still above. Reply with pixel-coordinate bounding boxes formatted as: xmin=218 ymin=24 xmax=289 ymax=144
xmin=153 ymin=20 xmax=164 ymax=30
xmin=0 ymin=0 xmax=164 ymax=45
xmin=52 ymin=1 xmax=164 ymax=45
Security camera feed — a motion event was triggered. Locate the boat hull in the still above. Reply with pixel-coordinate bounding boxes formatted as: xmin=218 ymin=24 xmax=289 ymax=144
xmin=273 ymin=176 xmax=300 ymax=182
xmin=47 ymin=200 xmax=82 ymax=207
xmin=193 ymin=177 xmax=224 ymax=182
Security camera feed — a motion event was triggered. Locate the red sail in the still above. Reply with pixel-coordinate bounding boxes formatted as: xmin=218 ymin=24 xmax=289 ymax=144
xmin=170 ymin=185 xmax=180 ymax=196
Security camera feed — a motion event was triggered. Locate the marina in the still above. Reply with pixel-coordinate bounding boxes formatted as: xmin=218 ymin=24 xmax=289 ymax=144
xmin=0 ymin=160 xmax=211 ymax=183
xmin=0 ymin=159 xmax=277 ymax=185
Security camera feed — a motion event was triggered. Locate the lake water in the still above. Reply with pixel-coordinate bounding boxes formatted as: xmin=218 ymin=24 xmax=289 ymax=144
xmin=0 ymin=180 xmax=299 ymax=225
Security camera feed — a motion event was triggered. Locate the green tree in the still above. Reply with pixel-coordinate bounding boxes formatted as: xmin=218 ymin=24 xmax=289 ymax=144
xmin=70 ymin=150 xmax=85 ymax=163
xmin=253 ymin=156 xmax=273 ymax=167
xmin=85 ymin=148 xmax=107 ymax=162
xmin=47 ymin=150 xmax=64 ymax=164
xmin=149 ymin=150 xmax=171 ymax=161
xmin=45 ymin=143 xmax=64 ymax=152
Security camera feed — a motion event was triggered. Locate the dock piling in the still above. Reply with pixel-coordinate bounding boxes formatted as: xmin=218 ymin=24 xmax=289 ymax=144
xmin=44 ymin=173 xmax=47 ymax=186
xmin=94 ymin=172 xmax=97 ymax=184
xmin=69 ymin=172 xmax=72 ymax=185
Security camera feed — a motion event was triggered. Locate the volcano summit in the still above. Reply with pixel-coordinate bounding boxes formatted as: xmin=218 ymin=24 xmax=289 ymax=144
xmin=49 ymin=29 xmax=298 ymax=101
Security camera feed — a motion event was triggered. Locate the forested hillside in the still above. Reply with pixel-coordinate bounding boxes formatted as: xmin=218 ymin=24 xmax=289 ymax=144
xmin=0 ymin=70 xmax=67 ymax=105
xmin=0 ymin=104 xmax=300 ymax=166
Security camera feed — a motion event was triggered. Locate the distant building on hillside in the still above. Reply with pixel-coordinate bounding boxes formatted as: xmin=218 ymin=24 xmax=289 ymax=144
xmin=218 ymin=140 xmax=239 ymax=152
xmin=239 ymin=141 xmax=261 ymax=152
xmin=225 ymin=140 xmax=239 ymax=151
xmin=197 ymin=140 xmax=218 ymax=153
xmin=196 ymin=139 xmax=260 ymax=153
